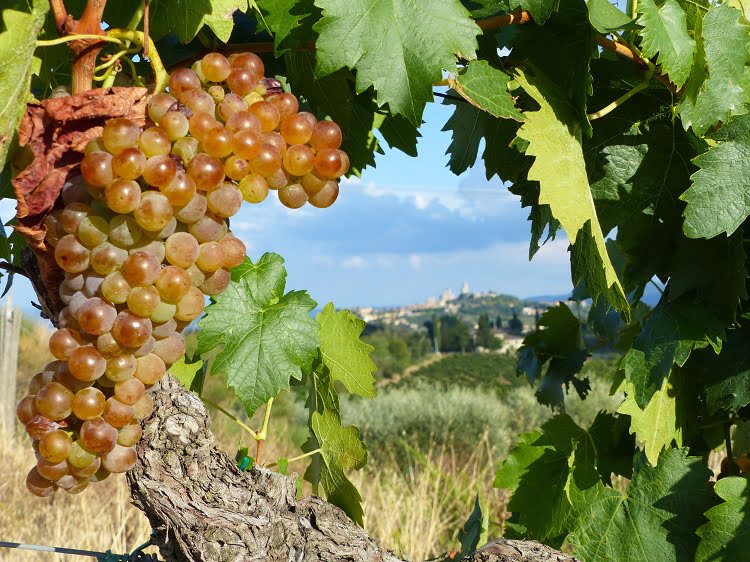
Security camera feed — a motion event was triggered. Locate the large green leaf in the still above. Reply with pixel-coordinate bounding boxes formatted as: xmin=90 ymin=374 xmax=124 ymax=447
xmin=316 ymin=303 xmax=376 ymax=398
xmin=256 ymin=0 xmax=318 ymax=54
xmin=458 ymin=495 xmax=489 ymax=556
xmin=678 ymin=3 xmax=750 ymax=136
xmin=0 ymin=0 xmax=48 ymax=174
xmin=150 ymin=0 xmax=249 ymax=43
xmin=452 ymin=60 xmax=524 ymax=121
xmin=696 ymin=476 xmax=750 ymax=562
xmin=197 ymin=253 xmax=320 ymax=416
xmin=566 ymin=448 xmax=715 ymax=562
xmin=637 ymin=0 xmax=695 ymax=88
xmin=312 ymin=0 xmax=480 ymax=125
xmin=509 ymin=0 xmax=560 ymax=24
xmin=516 ymin=69 xmax=629 ymax=318
xmin=681 ymin=115 xmax=750 ymax=239
xmin=309 ymin=410 xmax=367 ymax=525
xmin=587 ymin=0 xmax=633 ymax=33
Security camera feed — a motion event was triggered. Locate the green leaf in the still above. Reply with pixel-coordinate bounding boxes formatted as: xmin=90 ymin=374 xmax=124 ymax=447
xmin=617 ymin=370 xmax=682 ymax=466
xmin=150 ymin=0 xmax=249 ymax=43
xmin=458 ymin=495 xmax=489 ymax=556
xmin=621 ymin=300 xmax=724 ymax=407
xmin=637 ymin=0 xmax=695 ymax=88
xmin=197 ymin=253 xmax=319 ymax=416
xmin=516 ymin=69 xmax=629 ymax=319
xmin=256 ymin=0 xmax=317 ymax=54
xmin=312 ymin=0 xmax=480 ymax=125
xmin=169 ymin=356 xmax=205 ymax=393
xmin=566 ymin=448 xmax=715 ymax=562
xmin=310 ymin=410 xmax=367 ymax=525
xmin=316 ymin=303 xmax=376 ymax=398
xmin=696 ymin=476 xmax=750 ymax=562
xmin=678 ymin=3 xmax=750 ymax=136
xmin=0 ymin=0 xmax=48 ymax=174
xmin=587 ymin=0 xmax=634 ymax=33
xmin=452 ymin=60 xmax=524 ymax=121
xmin=509 ymin=0 xmax=560 ymax=24
xmin=376 ymin=112 xmax=420 ymax=157
xmin=681 ymin=115 xmax=750 ymax=239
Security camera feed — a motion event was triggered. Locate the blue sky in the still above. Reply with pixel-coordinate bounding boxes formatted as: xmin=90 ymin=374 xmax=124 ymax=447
xmin=1 ymin=101 xmax=573 ymax=313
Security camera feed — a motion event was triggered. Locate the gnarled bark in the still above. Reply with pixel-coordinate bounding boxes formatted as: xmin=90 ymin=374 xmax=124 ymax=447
xmin=128 ymin=376 xmax=577 ymax=562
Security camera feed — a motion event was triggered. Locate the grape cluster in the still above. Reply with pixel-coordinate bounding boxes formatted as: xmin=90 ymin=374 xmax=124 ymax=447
xmin=17 ymin=51 xmax=349 ymax=497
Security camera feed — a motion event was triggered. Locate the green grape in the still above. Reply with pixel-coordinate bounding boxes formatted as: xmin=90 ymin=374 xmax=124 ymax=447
xmin=135 ymin=353 xmax=167 ymax=385
xmin=96 ymin=332 xmax=124 ymax=357
xmin=127 ymin=285 xmax=161 ymax=317
xmin=185 ymin=263 xmax=206 ymax=287
xmin=104 ymin=179 xmax=141 ymax=214
xmin=160 ymin=111 xmax=190 ymax=140
xmin=145 ymin=216 xmax=177 ymax=240
xmin=102 ymin=118 xmax=140 ymax=155
xmin=139 ymin=127 xmax=172 ymax=158
xmin=77 ymin=216 xmax=110 ymax=248
xmin=174 ymin=192 xmax=207 ymax=224
xmin=239 ymin=173 xmax=269 ymax=203
xmin=301 ymin=172 xmax=327 ymax=196
xmin=278 ymin=183 xmax=308 ymax=209
xmin=142 ymin=155 xmax=177 ymax=188
xmin=69 ymin=457 xmax=101 ymax=479
xmin=105 ymin=353 xmax=137 ymax=383
xmin=224 ymin=155 xmax=251 ymax=181
xmin=117 ymin=422 xmax=143 ymax=447
xmin=165 ymin=232 xmax=199 ymax=268
xmin=90 ymin=242 xmax=128 ymax=275
xmin=309 ymin=180 xmax=339 ymax=208
xmin=149 ymin=300 xmax=177 ymax=323
xmin=108 ymin=215 xmax=143 ymax=248
xmin=112 ymin=147 xmax=147 ymax=180
xmin=206 ymin=182 xmax=243 ymax=218
xmin=155 ymin=265 xmax=191 ymax=303
xmin=121 ymin=251 xmax=161 ymax=286
xmin=266 ymin=168 xmax=290 ymax=190
xmin=152 ymin=332 xmax=186 ymax=365
xmin=100 ymin=271 xmax=131 ymax=304
xmin=175 ymin=287 xmax=205 ymax=321
xmin=172 ymin=137 xmax=200 ymax=164
xmin=60 ymin=202 xmax=90 ymax=234
xmin=129 ymin=239 xmax=166 ymax=264
xmin=81 ymin=151 xmax=114 ymax=187
xmin=201 ymin=52 xmax=231 ymax=82
xmin=55 ymin=235 xmax=91 ymax=273
xmin=147 ymin=93 xmax=177 ymax=124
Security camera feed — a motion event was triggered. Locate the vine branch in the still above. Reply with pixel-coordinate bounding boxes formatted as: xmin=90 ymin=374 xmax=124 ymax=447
xmin=49 ymin=0 xmax=69 ymax=35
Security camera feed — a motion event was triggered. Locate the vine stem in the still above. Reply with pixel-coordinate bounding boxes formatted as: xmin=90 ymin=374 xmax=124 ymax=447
xmin=106 ymin=28 xmax=169 ymax=92
xmin=266 ymin=448 xmax=321 ymax=469
xmin=36 ymin=34 xmax=124 ymax=47
xmin=256 ymin=398 xmax=274 ymax=465
xmin=49 ymin=0 xmax=68 ymax=34
xmin=587 ymin=69 xmax=653 ymax=120
xmin=201 ymin=397 xmax=260 ymax=441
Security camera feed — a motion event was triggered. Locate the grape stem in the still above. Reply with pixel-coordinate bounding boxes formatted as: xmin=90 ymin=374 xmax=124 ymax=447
xmin=36 ymin=34 xmax=124 ymax=47
xmin=201 ymin=397 xmax=260 ymax=441
xmin=256 ymin=397 xmax=274 ymax=465
xmin=106 ymin=28 xmax=169 ymax=92
xmin=266 ymin=448 xmax=321 ymax=469
xmin=587 ymin=69 xmax=653 ymax=120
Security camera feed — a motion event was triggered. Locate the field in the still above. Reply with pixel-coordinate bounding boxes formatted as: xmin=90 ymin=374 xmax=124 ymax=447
xmin=1 ymin=322 xmax=622 ymax=561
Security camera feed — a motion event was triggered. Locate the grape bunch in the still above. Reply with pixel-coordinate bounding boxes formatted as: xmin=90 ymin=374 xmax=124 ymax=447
xmin=17 ymin=51 xmax=349 ymax=497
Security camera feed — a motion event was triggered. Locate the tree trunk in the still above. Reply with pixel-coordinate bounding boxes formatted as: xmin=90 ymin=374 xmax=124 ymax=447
xmin=128 ymin=376 xmax=577 ymax=562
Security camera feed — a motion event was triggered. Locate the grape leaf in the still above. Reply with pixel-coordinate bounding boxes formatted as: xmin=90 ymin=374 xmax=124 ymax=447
xmin=678 ymin=3 xmax=750 ymax=136
xmin=509 ymin=0 xmax=560 ymax=24
xmin=0 ymin=0 xmax=48 ymax=174
xmin=316 ymin=303 xmax=376 ymax=398
xmin=452 ymin=60 xmax=524 ymax=121
xmin=169 ymin=356 xmax=205 ymax=393
xmin=696 ymin=476 xmax=750 ymax=562
xmin=312 ymin=0 xmax=480 ymax=125
xmin=637 ymin=0 xmax=695 ymax=88
xmin=681 ymin=115 xmax=750 ymax=239
xmin=458 ymin=495 xmax=489 ymax=556
xmin=508 ymin=180 xmax=560 ymax=259
xmin=515 ymin=69 xmax=629 ymax=319
xmin=256 ymin=0 xmax=317 ymax=53
xmin=310 ymin=410 xmax=367 ymax=525
xmin=150 ymin=0 xmax=249 ymax=43
xmin=587 ymin=0 xmax=633 ymax=33
xmin=620 ymin=300 xmax=724 ymax=408
xmin=376 ymin=112 xmax=421 ymax=157
xmin=617 ymin=370 xmax=682 ymax=466
xmin=197 ymin=253 xmax=320 ymax=416
xmin=566 ymin=448 xmax=715 ymax=562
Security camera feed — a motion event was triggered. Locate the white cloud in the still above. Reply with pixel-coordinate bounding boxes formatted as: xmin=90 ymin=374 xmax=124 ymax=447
xmin=341 ymin=255 xmax=366 ymax=269
xmin=408 ymin=254 xmax=423 ymax=268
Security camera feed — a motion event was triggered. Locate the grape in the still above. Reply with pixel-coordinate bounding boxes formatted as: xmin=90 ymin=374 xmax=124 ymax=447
xmin=117 ymin=422 xmax=143 ymax=447
xmin=196 ymin=241 xmax=225 ymax=272
xmin=102 ymin=118 xmax=140 ymax=154
xmin=130 ymin=239 xmax=166 ymax=263
xmin=335 ymin=150 xmax=350 ymax=177
xmin=37 ymin=457 xmax=69 ymax=481
xmin=17 ymin=395 xmax=37 ymax=424
xmin=165 ymin=232 xmax=199 ymax=268
xmin=207 ymin=183 xmax=243 ymax=218
xmin=90 ymin=242 xmax=128 ymax=275
xmin=249 ymin=101 xmax=280 ymax=132
xmin=121 ymin=251 xmax=161 ymax=286
xmin=200 ymin=269 xmax=231 ymax=296
xmin=188 ymin=214 xmax=226 ymax=243
xmin=114 ymin=377 xmax=145 ymax=405
xmin=26 ymin=467 xmax=56 ymax=497
xmin=225 ymin=110 xmax=261 ymax=135
xmin=188 ymin=112 xmax=221 ymax=142
xmin=155 ymin=265 xmax=191 ymax=303
xmin=96 ymin=332 xmax=123 ymax=357
xmin=55 ymin=235 xmax=91 ymax=274
xmin=152 ymin=318 xmax=178 ymax=339
xmin=309 ymin=180 xmax=340 ymax=208
xmin=109 ymin=215 xmax=143 ymax=248
xmin=82 ymin=274 xmax=106 ymax=299
xmin=69 ymin=457 xmax=101 ymax=478
xmin=278 ymin=183 xmax=308 ymax=209
xmin=249 ymin=143 xmax=282 ymax=177
xmin=226 ymin=68 xmax=258 ymax=96
xmin=100 ymin=271 xmax=131 ymax=304
xmin=175 ymin=287 xmax=205 ymax=321
xmin=169 ymin=68 xmax=201 ymax=98
xmin=232 ymin=52 xmax=264 ymax=80
xmin=104 ymin=179 xmax=141 ymax=214
xmin=172 ymin=137 xmax=200 ymax=163
xmin=102 ymin=444 xmax=137 ymax=473
xmin=309 ymin=120 xmax=343 ymax=150
xmin=112 ymin=147 xmax=147 ymax=180
xmin=49 ymin=328 xmax=82 ymax=360
xmin=202 ymin=52 xmax=231 ymax=82
xmin=102 ymin=398 xmax=135 ymax=428
xmin=81 ymin=152 xmax=114 ymax=187
xmin=224 ymin=155 xmax=251 ymax=181
xmin=54 ymin=363 xmax=94 ymax=392
xmin=148 ymin=93 xmax=178 ymax=123
xmin=77 ymin=297 xmax=117 ymax=336
xmin=44 ymin=212 xmax=65 ymax=247
xmin=149 ymin=301 xmax=177 ymax=323
xmin=68 ymin=345 xmax=106 ymax=381
xmin=112 ymin=311 xmax=152 ymax=348
xmin=218 ymin=93 xmax=249 ymax=121
xmin=34 ymin=382 xmax=73 ymax=421
xmin=283 ymin=144 xmax=315 ymax=176
xmin=239 ymin=173 xmax=269 ymax=203
xmin=77 ymin=216 xmax=110 ymax=248
xmin=135 ymin=354 xmax=167 ymax=385
xmin=135 ymin=191 xmax=174 ymax=232
xmin=127 ymin=285 xmax=161 ymax=318
xmin=231 ymin=130 xmax=260 ymax=160
xmin=152 ymin=332 xmax=186 ymax=365
xmin=266 ymin=168 xmax=290 ymax=190
xmin=133 ymin=393 xmax=155 ymax=420
xmin=219 ymin=236 xmax=246 ymax=269
xmin=174 ymin=192 xmax=208 ymax=224
xmin=280 ymin=113 xmax=314 ymax=145
xmin=39 ymin=429 xmax=72 ymax=463
xmin=67 ymin=291 xmax=88 ymax=316
xmin=139 ymin=127 xmax=171 ymax=158
xmin=160 ymin=111 xmax=190 ymax=140
xmin=65 ymin=272 xmax=86 ymax=291
xmin=61 ymin=203 xmax=90 ymax=234
xmin=261 ymin=132 xmax=287 ymax=157
xmin=187 ymin=153 xmax=224 ymax=190
xmin=314 ymin=148 xmax=343 ymax=178
xmin=202 ymin=128 xmax=234 ymax=158
xmin=181 ymin=89 xmax=216 ymax=116
xmin=133 ymin=336 xmax=156 ymax=358
xmin=269 ymin=92 xmax=299 ymax=119
xmin=300 ymin=172 xmax=327 ymax=196
xmin=58 ymin=307 xmax=80 ymax=330
xmin=105 ymin=353 xmax=137 ymax=382
xmin=79 ymin=417 xmax=118 ymax=454
xmin=142 ymin=155 xmax=177 ymax=188
xmin=72 ymin=387 xmax=106 ymax=420
xmin=185 ymin=264 xmax=206 ymax=287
